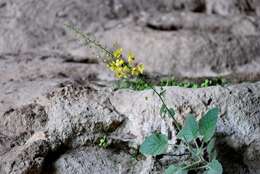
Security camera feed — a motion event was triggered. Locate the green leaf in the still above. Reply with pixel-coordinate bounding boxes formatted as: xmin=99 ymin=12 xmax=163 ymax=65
xmin=165 ymin=165 xmax=187 ymax=174
xmin=167 ymin=108 xmax=175 ymax=118
xmin=177 ymin=114 xmax=199 ymax=142
xmin=207 ymin=138 xmax=216 ymax=154
xmin=160 ymin=104 xmax=167 ymax=117
xmin=207 ymin=138 xmax=217 ymax=161
xmin=199 ymin=108 xmax=219 ymax=142
xmin=140 ymin=133 xmax=168 ymax=156
xmin=209 ymin=149 xmax=218 ymax=161
xmin=206 ymin=160 xmax=223 ymax=174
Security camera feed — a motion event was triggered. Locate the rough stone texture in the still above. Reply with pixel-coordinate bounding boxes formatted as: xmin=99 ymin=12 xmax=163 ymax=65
xmin=46 ymin=84 xmax=125 ymax=150
xmin=146 ymin=12 xmax=260 ymax=36
xmin=0 ymin=140 xmax=50 ymax=174
xmin=1 ymin=0 xmax=260 ymax=78
xmin=53 ymin=147 xmax=151 ymax=174
xmin=46 ymin=82 xmax=260 ymax=174
xmin=1 ymin=0 xmax=260 ymax=174
xmin=206 ymin=0 xmax=260 ymax=16
xmin=1 ymin=0 xmax=260 ymax=54
xmin=2 ymin=82 xmax=260 ymax=173
xmin=0 ymin=104 xmax=47 ymax=155
xmin=99 ymin=26 xmax=260 ymax=77
xmin=0 ymin=52 xmax=113 ymax=115
xmin=0 ymin=0 xmax=205 ymax=54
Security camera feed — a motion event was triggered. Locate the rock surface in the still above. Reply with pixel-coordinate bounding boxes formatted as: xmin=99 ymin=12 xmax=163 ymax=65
xmin=53 ymin=147 xmax=151 ymax=174
xmin=1 ymin=82 xmax=260 ymax=174
xmin=1 ymin=0 xmax=260 ymax=174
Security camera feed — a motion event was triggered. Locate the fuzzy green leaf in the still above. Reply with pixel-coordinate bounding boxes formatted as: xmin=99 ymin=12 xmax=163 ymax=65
xmin=140 ymin=133 xmax=168 ymax=156
xmin=205 ymin=160 xmax=223 ymax=174
xmin=207 ymin=138 xmax=217 ymax=161
xmin=199 ymin=108 xmax=219 ymax=142
xmin=209 ymin=149 xmax=218 ymax=161
xmin=207 ymin=138 xmax=216 ymax=154
xmin=165 ymin=165 xmax=187 ymax=174
xmin=177 ymin=114 xmax=199 ymax=142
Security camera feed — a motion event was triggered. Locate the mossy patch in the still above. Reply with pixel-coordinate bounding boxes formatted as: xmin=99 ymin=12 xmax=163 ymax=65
xmin=114 ymin=77 xmax=228 ymax=91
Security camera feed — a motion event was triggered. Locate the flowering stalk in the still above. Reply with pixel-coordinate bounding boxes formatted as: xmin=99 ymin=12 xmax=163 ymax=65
xmin=66 ymin=23 xmax=180 ymax=131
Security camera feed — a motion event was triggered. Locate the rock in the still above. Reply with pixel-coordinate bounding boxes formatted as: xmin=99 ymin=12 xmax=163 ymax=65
xmin=0 ymin=140 xmax=50 ymax=174
xmin=0 ymin=52 xmax=114 ymax=114
xmin=99 ymin=26 xmax=260 ymax=77
xmin=46 ymin=84 xmax=125 ymax=149
xmin=37 ymin=82 xmax=260 ymax=173
xmin=53 ymin=147 xmax=152 ymax=174
xmin=206 ymin=0 xmax=259 ymax=16
xmin=0 ymin=104 xmax=47 ymax=155
xmin=1 ymin=81 xmax=260 ymax=173
xmin=1 ymin=0 xmax=260 ymax=173
xmin=0 ymin=0 xmax=206 ymax=54
xmin=146 ymin=12 xmax=260 ymax=36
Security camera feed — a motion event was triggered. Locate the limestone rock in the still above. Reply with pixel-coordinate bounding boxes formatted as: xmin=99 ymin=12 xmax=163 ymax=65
xmin=53 ymin=147 xmax=152 ymax=174
xmin=99 ymin=26 xmax=260 ymax=77
xmin=1 ymin=0 xmax=260 ymax=173
xmin=206 ymin=0 xmax=259 ymax=16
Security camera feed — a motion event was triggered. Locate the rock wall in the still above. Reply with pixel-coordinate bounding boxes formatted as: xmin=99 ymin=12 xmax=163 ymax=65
xmin=0 ymin=0 xmax=260 ymax=174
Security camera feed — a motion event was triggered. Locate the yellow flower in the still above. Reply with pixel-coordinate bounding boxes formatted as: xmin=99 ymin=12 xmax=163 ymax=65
xmin=106 ymin=48 xmax=144 ymax=79
xmin=137 ymin=64 xmax=144 ymax=74
xmin=113 ymin=48 xmax=123 ymax=59
xmin=122 ymin=66 xmax=130 ymax=74
xmin=115 ymin=69 xmax=128 ymax=79
xmin=131 ymin=64 xmax=144 ymax=76
xmin=115 ymin=59 xmax=124 ymax=67
xmin=131 ymin=67 xmax=139 ymax=76
xmin=127 ymin=52 xmax=135 ymax=64
xmin=107 ymin=61 xmax=117 ymax=71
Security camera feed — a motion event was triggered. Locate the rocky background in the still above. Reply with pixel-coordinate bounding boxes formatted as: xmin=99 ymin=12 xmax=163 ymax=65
xmin=1 ymin=0 xmax=260 ymax=174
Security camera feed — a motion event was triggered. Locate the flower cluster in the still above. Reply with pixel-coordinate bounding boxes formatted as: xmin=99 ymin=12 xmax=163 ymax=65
xmin=106 ymin=48 xmax=144 ymax=79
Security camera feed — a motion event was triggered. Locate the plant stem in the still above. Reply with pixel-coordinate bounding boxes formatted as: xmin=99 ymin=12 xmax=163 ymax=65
xmin=182 ymin=160 xmax=203 ymax=170
xmin=146 ymin=82 xmax=181 ymax=132
xmin=65 ymin=23 xmax=115 ymax=60
xmin=187 ymin=165 xmax=208 ymax=171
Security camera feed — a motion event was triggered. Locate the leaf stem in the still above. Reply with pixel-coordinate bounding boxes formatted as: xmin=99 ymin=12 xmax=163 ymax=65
xmin=182 ymin=160 xmax=203 ymax=170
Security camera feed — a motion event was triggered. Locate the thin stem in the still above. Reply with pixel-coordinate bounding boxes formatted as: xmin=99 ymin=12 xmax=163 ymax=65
xmin=182 ymin=160 xmax=203 ymax=170
xmin=194 ymin=139 xmax=199 ymax=149
xmin=188 ymin=164 xmax=208 ymax=171
xmin=145 ymin=82 xmax=181 ymax=132
xmin=193 ymin=139 xmax=204 ymax=161
xmin=198 ymin=141 xmax=208 ymax=163
xmin=65 ymin=23 xmax=115 ymax=60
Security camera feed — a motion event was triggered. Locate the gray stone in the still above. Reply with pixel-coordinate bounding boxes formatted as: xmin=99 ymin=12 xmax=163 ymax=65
xmin=206 ymin=0 xmax=259 ymax=16
xmin=46 ymin=84 xmax=124 ymax=150
xmin=41 ymin=82 xmax=260 ymax=174
xmin=1 ymin=0 xmax=260 ymax=173
xmin=0 ymin=140 xmax=50 ymax=174
xmin=0 ymin=52 xmax=113 ymax=115
xmin=0 ymin=104 xmax=47 ymax=155
xmin=1 ymin=81 xmax=260 ymax=173
xmin=146 ymin=12 xmax=260 ymax=36
xmin=0 ymin=0 xmax=205 ymax=54
xmin=98 ymin=26 xmax=260 ymax=77
xmin=53 ymin=147 xmax=151 ymax=174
